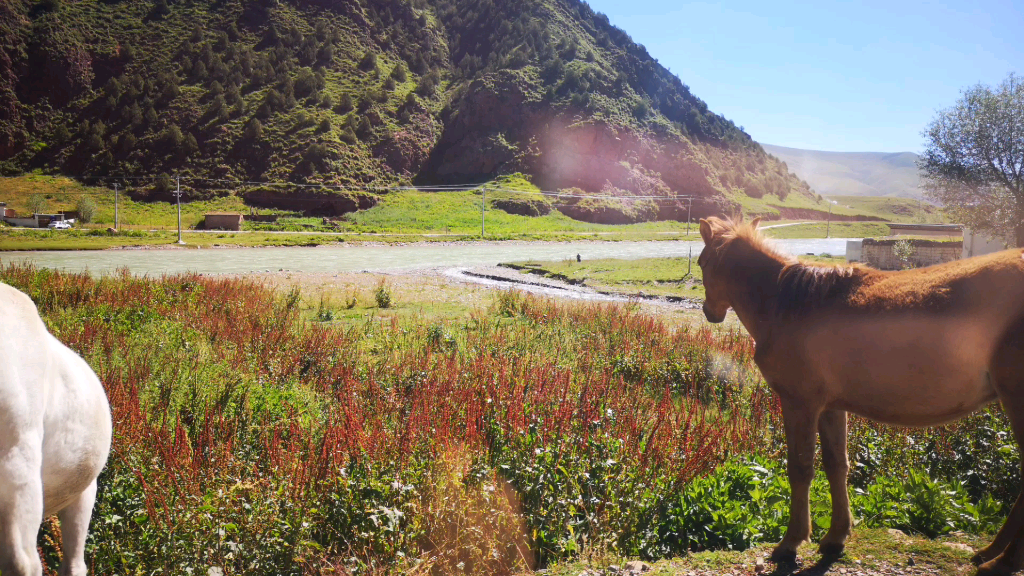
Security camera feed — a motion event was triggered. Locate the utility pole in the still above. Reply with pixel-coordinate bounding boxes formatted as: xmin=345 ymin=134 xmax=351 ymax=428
xmin=686 ymin=197 xmax=693 ymax=237
xmin=826 ymin=201 xmax=832 ymax=238
xmin=175 ymin=176 xmax=185 ymax=244
xmin=113 ymin=182 xmax=119 ymax=230
xmin=481 ymin=187 xmax=486 ymax=238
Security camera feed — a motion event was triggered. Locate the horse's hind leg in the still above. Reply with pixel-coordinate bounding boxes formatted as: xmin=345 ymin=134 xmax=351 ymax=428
xmin=57 ymin=479 xmax=98 ymax=576
xmin=975 ymin=317 xmax=1024 ymax=576
xmin=0 ymin=435 xmax=45 ymax=576
xmin=818 ymin=410 xmax=851 ymax=556
xmin=771 ymin=397 xmax=821 ymax=563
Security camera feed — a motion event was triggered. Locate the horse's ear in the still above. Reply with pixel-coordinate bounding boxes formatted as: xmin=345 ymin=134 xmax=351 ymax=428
xmin=750 ymin=217 xmax=762 ymax=229
xmin=699 ymin=219 xmax=713 ymax=243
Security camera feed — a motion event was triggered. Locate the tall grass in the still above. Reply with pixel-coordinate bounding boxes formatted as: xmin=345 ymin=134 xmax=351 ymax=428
xmin=0 ymin=264 xmax=1015 ymax=574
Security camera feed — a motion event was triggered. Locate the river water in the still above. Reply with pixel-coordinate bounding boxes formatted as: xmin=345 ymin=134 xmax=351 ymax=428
xmin=1 ymin=238 xmax=855 ymax=276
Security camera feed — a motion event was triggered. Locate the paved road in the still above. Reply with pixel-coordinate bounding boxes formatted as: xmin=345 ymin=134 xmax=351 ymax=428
xmin=2 ymin=238 xmax=857 ymax=276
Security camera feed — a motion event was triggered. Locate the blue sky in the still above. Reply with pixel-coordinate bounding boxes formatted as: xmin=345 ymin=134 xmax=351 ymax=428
xmin=583 ymin=0 xmax=1022 ymax=153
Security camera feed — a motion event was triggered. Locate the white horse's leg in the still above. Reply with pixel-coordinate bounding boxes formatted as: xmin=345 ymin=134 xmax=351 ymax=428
xmin=57 ymin=479 xmax=98 ymax=576
xmin=818 ymin=409 xmax=851 ymax=556
xmin=771 ymin=396 xmax=821 ymax=563
xmin=0 ymin=434 xmax=45 ymax=576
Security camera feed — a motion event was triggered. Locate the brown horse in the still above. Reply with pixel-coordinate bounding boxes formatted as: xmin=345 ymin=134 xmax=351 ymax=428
xmin=697 ymin=216 xmax=1024 ymax=575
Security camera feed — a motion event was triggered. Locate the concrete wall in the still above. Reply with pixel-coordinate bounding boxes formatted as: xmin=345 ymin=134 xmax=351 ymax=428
xmin=204 ymin=214 xmax=243 ymax=230
xmin=862 ymin=239 xmax=962 ymax=270
xmin=846 ymin=240 xmax=863 ymax=262
xmin=963 ymin=229 xmax=1009 ymax=259
xmin=4 ymin=217 xmax=38 ymax=227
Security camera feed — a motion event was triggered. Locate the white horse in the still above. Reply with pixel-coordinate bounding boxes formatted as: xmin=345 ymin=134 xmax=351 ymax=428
xmin=1 ymin=282 xmax=112 ymax=576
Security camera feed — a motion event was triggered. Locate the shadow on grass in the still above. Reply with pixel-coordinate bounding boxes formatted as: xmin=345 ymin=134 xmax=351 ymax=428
xmin=768 ymin=555 xmax=842 ymax=576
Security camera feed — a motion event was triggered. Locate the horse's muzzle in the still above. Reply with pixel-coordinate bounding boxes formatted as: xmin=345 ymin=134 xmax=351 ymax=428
xmin=703 ymin=303 xmax=726 ymax=323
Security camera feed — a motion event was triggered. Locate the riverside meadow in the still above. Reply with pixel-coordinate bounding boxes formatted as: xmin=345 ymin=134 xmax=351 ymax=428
xmin=1 ymin=261 xmax=1016 ymax=575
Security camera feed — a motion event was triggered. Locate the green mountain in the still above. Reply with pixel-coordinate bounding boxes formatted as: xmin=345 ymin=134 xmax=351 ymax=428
xmin=761 ymin=144 xmax=923 ymax=199
xmin=0 ymin=0 xmax=822 ymax=221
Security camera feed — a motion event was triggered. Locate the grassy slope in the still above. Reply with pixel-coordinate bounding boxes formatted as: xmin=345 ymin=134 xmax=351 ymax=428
xmin=761 ymin=144 xmax=923 ymax=199
xmin=763 ymin=221 xmax=890 ymax=239
xmin=829 ymin=195 xmax=947 ymax=223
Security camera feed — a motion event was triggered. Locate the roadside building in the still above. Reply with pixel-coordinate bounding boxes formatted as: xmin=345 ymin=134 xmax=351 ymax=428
xmin=886 ymin=223 xmax=963 ymax=239
xmin=203 ymin=212 xmax=244 ymax=231
xmin=963 ymin=228 xmax=1011 ymax=259
xmin=847 ymin=223 xmax=965 ymax=269
xmin=3 ymin=213 xmax=67 ymax=228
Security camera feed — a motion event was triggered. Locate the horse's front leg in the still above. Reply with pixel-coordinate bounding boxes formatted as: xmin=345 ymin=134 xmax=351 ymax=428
xmin=771 ymin=397 xmax=821 ymax=564
xmin=818 ymin=410 xmax=851 ymax=556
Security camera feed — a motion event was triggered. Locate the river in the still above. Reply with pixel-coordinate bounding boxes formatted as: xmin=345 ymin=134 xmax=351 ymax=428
xmin=1 ymin=238 xmax=855 ymax=276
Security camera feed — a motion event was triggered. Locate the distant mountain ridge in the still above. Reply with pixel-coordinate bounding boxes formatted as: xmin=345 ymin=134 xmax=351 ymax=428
xmin=761 ymin=144 xmax=923 ymax=199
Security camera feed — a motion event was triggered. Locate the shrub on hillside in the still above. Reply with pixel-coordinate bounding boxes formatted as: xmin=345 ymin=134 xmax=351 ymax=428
xmin=76 ymin=196 xmax=97 ymax=223
xmin=27 ymin=194 xmax=48 ymax=214
xmin=390 ymin=63 xmax=407 ymax=82
xmin=359 ymin=51 xmax=378 ymax=71
xmin=243 ymin=118 xmax=263 ymax=141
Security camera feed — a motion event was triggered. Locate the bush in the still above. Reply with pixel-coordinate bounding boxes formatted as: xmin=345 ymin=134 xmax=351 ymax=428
xmin=244 ymin=118 xmax=263 ymax=141
xmin=390 ymin=63 xmax=407 ymax=82
xmin=27 ymin=194 xmax=48 ymax=214
xmin=358 ymin=51 xmax=378 ymax=71
xmin=893 ymin=239 xmax=916 ymax=269
xmin=415 ymin=71 xmax=439 ymax=96
xmin=294 ymin=67 xmax=321 ymax=97
xmin=374 ymin=280 xmax=393 ymax=308
xmin=337 ymin=93 xmax=354 ymax=112
xmin=76 ymin=196 xmax=97 ymax=223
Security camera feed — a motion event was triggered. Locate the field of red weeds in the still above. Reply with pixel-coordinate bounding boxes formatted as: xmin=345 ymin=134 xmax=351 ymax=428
xmin=1 ymin=263 xmax=1014 ymax=575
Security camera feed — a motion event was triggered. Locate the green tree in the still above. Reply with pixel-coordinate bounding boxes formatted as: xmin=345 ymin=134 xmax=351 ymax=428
xmin=390 ymin=63 xmax=407 ymax=82
xmin=244 ymin=118 xmax=263 ymax=140
xmin=76 ymin=196 xmax=97 ymax=223
xmin=359 ymin=51 xmax=378 ymax=72
xmin=920 ymin=72 xmax=1024 ymax=246
xmin=27 ymin=194 xmax=48 ymax=214
xmin=892 ymin=239 xmax=916 ymax=269
xmin=338 ymin=93 xmax=354 ymax=112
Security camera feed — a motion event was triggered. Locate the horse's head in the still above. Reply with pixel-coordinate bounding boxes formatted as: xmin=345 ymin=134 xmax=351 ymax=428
xmin=697 ymin=216 xmax=761 ymax=323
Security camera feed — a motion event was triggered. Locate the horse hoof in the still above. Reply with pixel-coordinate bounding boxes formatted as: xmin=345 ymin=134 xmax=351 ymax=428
xmin=976 ymin=558 xmax=1014 ymax=576
xmin=973 ymin=549 xmax=1001 ymax=567
xmin=770 ymin=547 xmax=798 ymax=564
xmin=819 ymin=541 xmax=846 ymax=557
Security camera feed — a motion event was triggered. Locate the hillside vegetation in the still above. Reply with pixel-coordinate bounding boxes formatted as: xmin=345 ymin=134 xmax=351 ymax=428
xmin=761 ymin=144 xmax=923 ymax=199
xmin=0 ymin=0 xmax=833 ymax=223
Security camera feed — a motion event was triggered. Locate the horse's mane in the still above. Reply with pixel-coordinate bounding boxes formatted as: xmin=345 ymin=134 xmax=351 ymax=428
xmin=710 ymin=216 xmax=868 ymax=317
xmin=776 ymin=263 xmax=862 ymax=316
xmin=714 ymin=217 xmax=793 ymax=264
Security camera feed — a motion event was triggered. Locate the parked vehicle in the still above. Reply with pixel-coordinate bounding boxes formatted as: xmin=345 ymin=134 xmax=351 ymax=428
xmin=48 ymin=220 xmax=72 ymax=230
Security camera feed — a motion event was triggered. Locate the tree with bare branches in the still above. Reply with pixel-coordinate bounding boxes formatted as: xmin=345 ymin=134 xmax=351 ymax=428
xmin=920 ymin=72 xmax=1024 ymax=247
